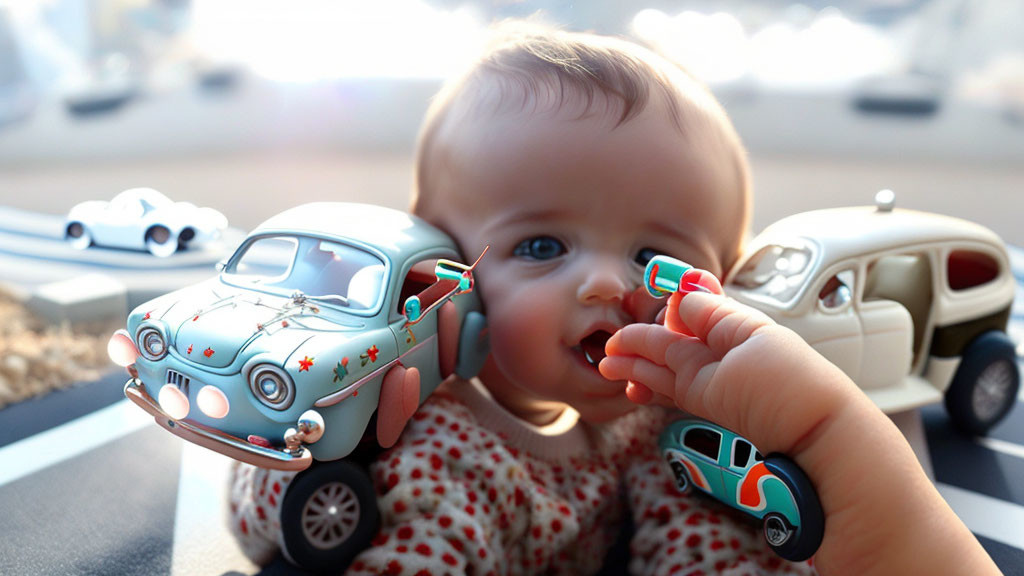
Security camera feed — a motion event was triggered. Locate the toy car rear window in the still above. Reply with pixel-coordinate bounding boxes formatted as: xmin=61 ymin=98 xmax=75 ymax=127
xmin=730 ymin=243 xmax=814 ymax=305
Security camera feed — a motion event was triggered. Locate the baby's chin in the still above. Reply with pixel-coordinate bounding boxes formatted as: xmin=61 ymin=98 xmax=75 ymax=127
xmin=572 ymin=396 xmax=637 ymax=424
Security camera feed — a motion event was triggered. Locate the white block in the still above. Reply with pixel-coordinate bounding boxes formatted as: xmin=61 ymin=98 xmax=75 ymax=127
xmin=27 ymin=273 xmax=127 ymax=325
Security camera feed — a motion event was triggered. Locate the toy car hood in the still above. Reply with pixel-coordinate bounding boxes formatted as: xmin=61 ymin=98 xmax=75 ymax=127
xmin=140 ymin=281 xmax=365 ymax=369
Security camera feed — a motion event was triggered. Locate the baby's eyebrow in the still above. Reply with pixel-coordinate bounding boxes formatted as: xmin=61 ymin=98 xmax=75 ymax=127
xmin=490 ymin=207 xmax=572 ymax=228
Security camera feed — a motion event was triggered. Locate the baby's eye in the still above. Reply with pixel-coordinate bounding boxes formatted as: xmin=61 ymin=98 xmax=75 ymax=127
xmin=634 ymin=248 xmax=661 ymax=267
xmin=514 ymin=236 xmax=566 ymax=261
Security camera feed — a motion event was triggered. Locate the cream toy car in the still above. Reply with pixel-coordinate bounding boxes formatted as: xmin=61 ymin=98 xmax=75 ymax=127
xmin=108 ymin=202 xmax=488 ymax=570
xmin=725 ymin=192 xmax=1019 ymax=434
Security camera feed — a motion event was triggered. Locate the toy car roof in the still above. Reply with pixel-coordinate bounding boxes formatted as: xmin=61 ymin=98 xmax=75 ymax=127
xmin=250 ymin=202 xmax=457 ymax=261
xmin=747 ymin=205 xmax=1006 ymax=268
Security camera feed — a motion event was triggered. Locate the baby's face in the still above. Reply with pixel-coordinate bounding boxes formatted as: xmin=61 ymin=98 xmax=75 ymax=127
xmin=423 ymin=92 xmax=744 ymax=423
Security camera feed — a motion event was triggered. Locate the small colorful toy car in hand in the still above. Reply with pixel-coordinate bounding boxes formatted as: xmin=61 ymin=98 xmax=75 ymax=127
xmin=66 ymin=187 xmax=228 ymax=257
xmin=659 ymin=418 xmax=825 ymax=562
xmin=108 ymin=202 xmax=488 ymax=570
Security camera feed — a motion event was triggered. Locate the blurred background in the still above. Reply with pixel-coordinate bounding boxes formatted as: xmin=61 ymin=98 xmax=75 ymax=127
xmin=0 ymin=0 xmax=1022 ymax=242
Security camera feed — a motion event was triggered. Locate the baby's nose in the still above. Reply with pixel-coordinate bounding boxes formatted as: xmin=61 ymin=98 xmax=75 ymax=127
xmin=577 ymin=259 xmax=631 ymax=305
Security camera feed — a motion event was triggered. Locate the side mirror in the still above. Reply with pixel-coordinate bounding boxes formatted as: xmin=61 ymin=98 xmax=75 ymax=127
xmin=403 ymin=295 xmax=422 ymax=323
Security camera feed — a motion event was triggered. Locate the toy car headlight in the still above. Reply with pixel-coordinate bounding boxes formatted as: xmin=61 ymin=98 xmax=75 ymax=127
xmin=136 ymin=327 xmax=168 ymax=361
xmin=248 ymin=364 xmax=295 ymax=411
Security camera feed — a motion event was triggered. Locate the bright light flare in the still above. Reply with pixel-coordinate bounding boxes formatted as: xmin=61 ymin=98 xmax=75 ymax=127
xmin=191 ymin=0 xmax=486 ymax=82
xmin=197 ymin=385 xmax=230 ymax=419
xmin=158 ymin=384 xmax=191 ymax=420
xmin=108 ymin=330 xmax=139 ymax=367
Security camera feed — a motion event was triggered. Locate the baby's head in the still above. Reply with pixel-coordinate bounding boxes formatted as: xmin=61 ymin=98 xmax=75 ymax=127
xmin=412 ymin=25 xmax=751 ymax=424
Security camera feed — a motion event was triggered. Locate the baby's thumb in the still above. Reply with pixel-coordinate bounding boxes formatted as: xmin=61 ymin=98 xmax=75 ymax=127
xmin=664 ymin=269 xmax=724 ymax=336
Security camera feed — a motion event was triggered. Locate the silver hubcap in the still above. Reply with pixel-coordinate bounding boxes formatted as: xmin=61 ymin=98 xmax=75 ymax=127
xmin=301 ymin=481 xmax=361 ymax=550
xmin=764 ymin=515 xmax=792 ymax=547
xmin=972 ymin=361 xmax=1014 ymax=422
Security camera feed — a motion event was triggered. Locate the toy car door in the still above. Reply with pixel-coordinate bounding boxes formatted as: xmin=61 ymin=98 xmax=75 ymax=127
xmin=680 ymin=424 xmax=727 ymax=496
xmin=720 ymin=437 xmax=763 ymax=506
xmin=859 ymin=253 xmax=921 ymax=387
xmin=784 ymin=266 xmax=863 ymax=381
xmin=389 ymin=256 xmax=457 ymax=400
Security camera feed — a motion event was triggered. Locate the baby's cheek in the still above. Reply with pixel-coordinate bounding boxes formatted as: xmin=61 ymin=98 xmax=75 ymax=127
xmin=485 ymin=292 xmax=566 ymax=386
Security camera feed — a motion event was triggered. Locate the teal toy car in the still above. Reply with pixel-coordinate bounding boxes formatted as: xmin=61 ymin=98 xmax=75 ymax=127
xmin=659 ymin=418 xmax=824 ymax=561
xmin=107 ymin=202 xmax=488 ymax=571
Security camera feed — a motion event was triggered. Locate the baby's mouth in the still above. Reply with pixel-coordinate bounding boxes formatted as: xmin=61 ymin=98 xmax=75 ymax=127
xmin=573 ymin=330 xmax=613 ymax=369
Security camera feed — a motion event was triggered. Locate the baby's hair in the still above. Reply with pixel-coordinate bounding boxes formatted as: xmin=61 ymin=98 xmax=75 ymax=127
xmin=411 ymin=22 xmax=751 ymax=267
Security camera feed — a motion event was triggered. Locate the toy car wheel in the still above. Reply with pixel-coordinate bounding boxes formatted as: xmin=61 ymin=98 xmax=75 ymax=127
xmin=945 ymin=330 xmax=1020 ymax=436
xmin=281 ymin=460 xmax=379 ymax=572
xmin=66 ymin=222 xmax=92 ymax=250
xmin=666 ymin=458 xmax=691 ymax=493
xmin=763 ymin=455 xmax=824 ymax=562
xmin=763 ymin=513 xmax=794 ymax=548
xmin=145 ymin=225 xmax=178 ymax=257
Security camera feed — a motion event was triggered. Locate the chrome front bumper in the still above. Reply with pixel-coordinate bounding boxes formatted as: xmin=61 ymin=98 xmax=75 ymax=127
xmin=123 ymin=378 xmax=312 ymax=472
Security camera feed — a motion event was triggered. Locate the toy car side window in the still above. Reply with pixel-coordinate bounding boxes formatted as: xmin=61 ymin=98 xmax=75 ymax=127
xmin=947 ymin=249 xmax=1000 ymax=291
xmin=732 ymin=438 xmax=753 ymax=468
xmin=396 ymin=259 xmax=459 ymax=315
xmin=818 ymin=269 xmax=854 ymax=311
xmin=683 ymin=427 xmax=722 ymax=461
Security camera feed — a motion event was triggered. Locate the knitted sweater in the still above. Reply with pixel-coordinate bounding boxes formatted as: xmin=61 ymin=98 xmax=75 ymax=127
xmin=228 ymin=379 xmax=816 ymax=575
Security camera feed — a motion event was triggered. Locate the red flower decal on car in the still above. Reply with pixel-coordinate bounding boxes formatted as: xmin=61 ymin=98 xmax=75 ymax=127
xmin=298 ymin=356 xmax=314 ymax=372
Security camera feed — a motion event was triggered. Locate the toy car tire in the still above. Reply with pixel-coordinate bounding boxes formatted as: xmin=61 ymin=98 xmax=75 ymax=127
xmin=454 ymin=311 xmax=488 ymax=380
xmin=280 ymin=459 xmax=380 ymax=573
xmin=763 ymin=455 xmax=824 ymax=562
xmin=944 ymin=330 xmax=1020 ymax=436
xmin=66 ymin=222 xmax=92 ymax=250
xmin=145 ymin=225 xmax=178 ymax=257
xmin=666 ymin=458 xmax=691 ymax=493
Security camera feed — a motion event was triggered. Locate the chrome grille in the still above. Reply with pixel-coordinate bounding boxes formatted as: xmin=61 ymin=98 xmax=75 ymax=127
xmin=166 ymin=369 xmax=190 ymax=394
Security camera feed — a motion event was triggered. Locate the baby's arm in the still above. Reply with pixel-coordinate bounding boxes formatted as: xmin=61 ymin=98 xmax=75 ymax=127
xmin=600 ymin=287 xmax=1000 ymax=575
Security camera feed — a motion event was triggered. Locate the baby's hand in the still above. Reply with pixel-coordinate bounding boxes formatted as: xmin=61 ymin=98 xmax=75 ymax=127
xmin=600 ymin=258 xmax=1001 ymax=575
xmin=601 ymin=278 xmax=852 ymax=458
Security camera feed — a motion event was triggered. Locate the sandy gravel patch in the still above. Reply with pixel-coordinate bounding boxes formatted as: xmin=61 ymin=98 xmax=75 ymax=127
xmin=0 ymin=287 xmax=119 ymax=409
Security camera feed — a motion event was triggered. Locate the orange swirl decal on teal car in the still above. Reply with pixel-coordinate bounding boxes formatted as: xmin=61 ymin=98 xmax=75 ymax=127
xmin=738 ymin=462 xmax=773 ymax=511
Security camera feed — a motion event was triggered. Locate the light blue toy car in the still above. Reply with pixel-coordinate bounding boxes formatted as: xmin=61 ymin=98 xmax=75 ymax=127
xmin=659 ymin=418 xmax=824 ymax=561
xmin=108 ymin=202 xmax=488 ymax=570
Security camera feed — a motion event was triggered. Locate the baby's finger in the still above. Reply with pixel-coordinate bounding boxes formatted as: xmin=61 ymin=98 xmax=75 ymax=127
xmin=675 ymin=292 xmax=775 ymax=356
xmin=599 ymin=355 xmax=677 ymax=398
xmin=605 ymin=323 xmax=688 ymax=366
xmin=625 ymin=381 xmax=653 ymax=404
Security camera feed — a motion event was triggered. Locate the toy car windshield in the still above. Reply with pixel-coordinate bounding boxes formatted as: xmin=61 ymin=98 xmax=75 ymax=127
xmin=730 ymin=242 xmax=815 ymax=305
xmin=222 ymin=234 xmax=387 ymax=312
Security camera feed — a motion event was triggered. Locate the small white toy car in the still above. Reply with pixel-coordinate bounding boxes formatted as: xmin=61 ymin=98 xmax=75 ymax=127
xmin=724 ymin=192 xmax=1019 ymax=434
xmin=65 ymin=188 xmax=228 ymax=257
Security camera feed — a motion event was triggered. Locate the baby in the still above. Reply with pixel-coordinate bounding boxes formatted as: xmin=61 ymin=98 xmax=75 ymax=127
xmin=229 ymin=24 xmax=999 ymax=575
